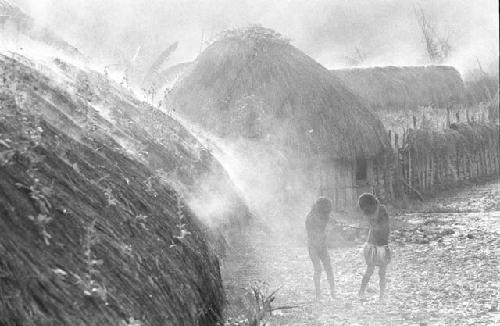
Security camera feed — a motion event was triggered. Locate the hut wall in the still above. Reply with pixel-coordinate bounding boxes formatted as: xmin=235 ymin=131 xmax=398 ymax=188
xmin=366 ymin=154 xmax=395 ymax=204
xmin=312 ymin=122 xmax=498 ymax=207
xmin=320 ymin=161 xmax=358 ymax=211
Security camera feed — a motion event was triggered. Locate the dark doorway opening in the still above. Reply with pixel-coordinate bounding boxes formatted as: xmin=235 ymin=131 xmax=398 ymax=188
xmin=356 ymin=157 xmax=367 ymax=181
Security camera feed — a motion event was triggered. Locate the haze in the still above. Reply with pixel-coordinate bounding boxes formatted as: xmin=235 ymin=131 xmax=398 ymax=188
xmin=13 ymin=0 xmax=499 ymax=76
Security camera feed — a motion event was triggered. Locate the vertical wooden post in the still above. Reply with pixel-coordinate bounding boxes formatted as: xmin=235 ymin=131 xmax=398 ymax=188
xmin=446 ymin=107 xmax=451 ymax=127
xmin=389 ymin=153 xmax=395 ymax=200
xmin=413 ymin=116 xmax=417 ymax=128
xmin=335 ymin=165 xmax=339 ymax=210
xmin=428 ymin=154 xmax=432 ymax=190
xmin=488 ymin=147 xmax=492 ymax=174
xmin=444 ymin=154 xmax=448 ymax=184
xmin=435 ymin=154 xmax=440 ymax=185
xmin=462 ymin=150 xmax=467 ymax=180
xmin=422 ymin=155 xmax=427 ymax=192
xmin=483 ymin=148 xmax=487 ymax=176
xmin=430 ymin=154 xmax=435 ymax=188
xmin=477 ymin=152 xmax=481 ymax=177
xmin=479 ymin=148 xmax=484 ymax=176
xmin=415 ymin=152 xmax=421 ymax=191
xmin=341 ymin=164 xmax=346 ymax=209
xmin=488 ymin=146 xmax=493 ymax=174
xmin=429 ymin=154 xmax=432 ymax=190
xmin=408 ymin=149 xmax=412 ymax=188
xmin=485 ymin=147 xmax=489 ymax=175
xmin=351 ymin=162 xmax=356 ymax=208
xmin=467 ymin=154 xmax=471 ymax=179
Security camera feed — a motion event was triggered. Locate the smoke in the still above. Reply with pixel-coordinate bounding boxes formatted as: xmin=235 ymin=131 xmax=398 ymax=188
xmin=11 ymin=0 xmax=499 ymax=77
xmin=175 ymin=115 xmax=322 ymax=232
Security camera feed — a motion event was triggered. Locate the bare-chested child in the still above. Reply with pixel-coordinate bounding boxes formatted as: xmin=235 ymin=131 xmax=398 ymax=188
xmin=305 ymin=197 xmax=335 ymax=300
xmin=358 ymin=193 xmax=391 ymax=301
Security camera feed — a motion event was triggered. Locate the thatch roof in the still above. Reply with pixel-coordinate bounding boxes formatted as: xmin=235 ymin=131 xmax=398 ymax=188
xmin=169 ymin=27 xmax=388 ymax=161
xmin=0 ymin=53 xmax=250 ymax=325
xmin=406 ymin=122 xmax=499 ymax=157
xmin=330 ymin=65 xmax=466 ymax=112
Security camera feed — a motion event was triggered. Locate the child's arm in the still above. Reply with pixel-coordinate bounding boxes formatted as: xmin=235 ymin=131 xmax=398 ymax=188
xmin=379 ymin=205 xmax=390 ymax=242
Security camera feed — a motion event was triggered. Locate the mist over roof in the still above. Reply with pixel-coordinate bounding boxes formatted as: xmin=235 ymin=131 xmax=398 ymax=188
xmin=10 ymin=0 xmax=499 ymax=77
xmin=170 ymin=27 xmax=389 ymax=161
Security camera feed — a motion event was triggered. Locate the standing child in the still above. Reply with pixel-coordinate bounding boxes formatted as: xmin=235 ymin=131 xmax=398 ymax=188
xmin=305 ymin=197 xmax=335 ymax=300
xmin=358 ymin=193 xmax=391 ymax=301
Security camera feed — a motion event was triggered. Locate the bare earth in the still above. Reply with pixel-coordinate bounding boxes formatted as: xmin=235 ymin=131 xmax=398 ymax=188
xmin=223 ymin=180 xmax=500 ymax=325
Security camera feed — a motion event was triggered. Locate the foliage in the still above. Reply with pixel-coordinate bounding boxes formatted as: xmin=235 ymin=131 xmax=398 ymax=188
xmin=27 ymin=213 xmax=53 ymax=245
xmin=414 ymin=6 xmax=451 ymax=63
xmin=223 ymin=281 xmax=287 ymax=326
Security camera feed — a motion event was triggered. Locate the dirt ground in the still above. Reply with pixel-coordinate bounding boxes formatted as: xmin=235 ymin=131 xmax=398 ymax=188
xmin=222 ymin=180 xmax=500 ymax=325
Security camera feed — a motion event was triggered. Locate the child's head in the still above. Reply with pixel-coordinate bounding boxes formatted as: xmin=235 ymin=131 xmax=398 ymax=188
xmin=358 ymin=193 xmax=379 ymax=216
xmin=312 ymin=197 xmax=332 ymax=220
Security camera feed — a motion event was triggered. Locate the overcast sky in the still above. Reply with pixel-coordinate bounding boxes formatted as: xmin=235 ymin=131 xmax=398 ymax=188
xmin=13 ymin=0 xmax=499 ymax=75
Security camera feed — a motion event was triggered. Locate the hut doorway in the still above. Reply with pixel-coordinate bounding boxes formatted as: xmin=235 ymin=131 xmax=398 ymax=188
xmin=356 ymin=157 xmax=371 ymax=199
xmin=356 ymin=157 xmax=367 ymax=181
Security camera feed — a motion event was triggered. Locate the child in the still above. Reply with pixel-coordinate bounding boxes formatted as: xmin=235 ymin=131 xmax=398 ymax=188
xmin=358 ymin=193 xmax=391 ymax=301
xmin=305 ymin=197 xmax=335 ymax=300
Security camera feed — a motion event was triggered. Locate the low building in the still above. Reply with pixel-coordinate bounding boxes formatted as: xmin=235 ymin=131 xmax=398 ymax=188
xmin=169 ymin=27 xmax=392 ymax=212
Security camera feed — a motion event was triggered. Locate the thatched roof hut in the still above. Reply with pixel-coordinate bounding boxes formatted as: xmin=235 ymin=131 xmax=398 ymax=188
xmin=0 ymin=52 xmax=249 ymax=325
xmin=169 ymin=27 xmax=388 ymax=162
xmin=330 ymin=66 xmax=466 ymax=112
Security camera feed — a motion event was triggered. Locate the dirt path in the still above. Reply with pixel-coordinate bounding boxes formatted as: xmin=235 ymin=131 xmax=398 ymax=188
xmin=222 ymin=180 xmax=500 ymax=325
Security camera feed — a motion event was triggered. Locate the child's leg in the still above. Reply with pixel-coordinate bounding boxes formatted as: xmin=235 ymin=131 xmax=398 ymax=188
xmin=359 ymin=264 xmax=374 ymax=296
xmin=309 ymin=247 xmax=322 ymax=299
xmin=378 ymin=264 xmax=387 ymax=299
xmin=319 ymin=250 xmax=335 ymax=298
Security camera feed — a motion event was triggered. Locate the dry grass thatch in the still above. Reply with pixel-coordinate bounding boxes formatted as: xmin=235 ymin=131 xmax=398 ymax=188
xmin=169 ymin=26 xmax=388 ymax=161
xmin=0 ymin=53 xmax=247 ymax=325
xmin=330 ymin=65 xmax=466 ymax=112
xmin=464 ymin=74 xmax=499 ymax=109
xmin=406 ymin=122 xmax=499 ymax=157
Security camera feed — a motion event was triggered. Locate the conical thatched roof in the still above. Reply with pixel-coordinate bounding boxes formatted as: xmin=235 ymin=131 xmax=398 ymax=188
xmin=330 ymin=65 xmax=466 ymax=112
xmin=169 ymin=27 xmax=388 ymax=161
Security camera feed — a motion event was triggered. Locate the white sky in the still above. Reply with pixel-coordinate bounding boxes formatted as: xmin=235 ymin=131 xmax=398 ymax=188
xmin=13 ymin=0 xmax=500 ymax=74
